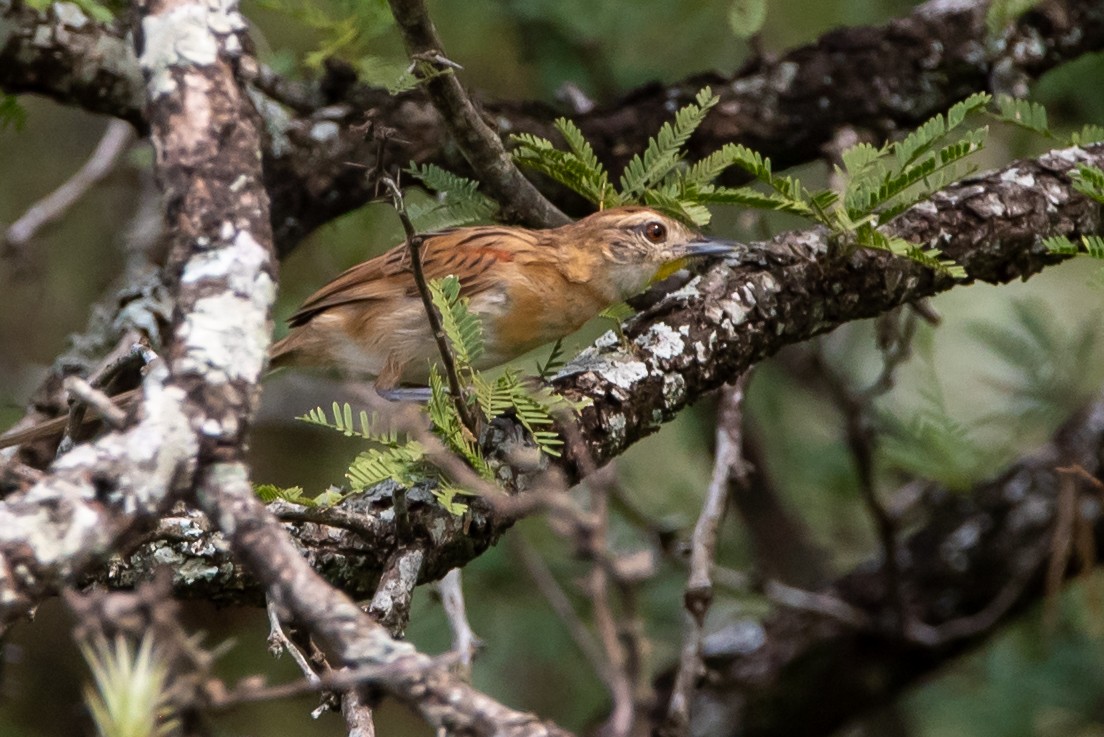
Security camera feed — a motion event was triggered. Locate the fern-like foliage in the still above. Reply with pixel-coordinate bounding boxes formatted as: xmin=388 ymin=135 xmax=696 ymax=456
xmin=619 ymin=88 xmax=720 ymax=199
xmin=1071 ymin=164 xmax=1104 ymax=205
xmin=252 ymin=0 xmax=422 ymax=93
xmin=511 ymin=86 xmax=988 ymax=276
xmin=428 ymin=275 xmax=485 ymax=366
xmin=274 ymin=272 xmax=583 ymax=514
xmin=406 ymin=163 xmax=498 ymax=231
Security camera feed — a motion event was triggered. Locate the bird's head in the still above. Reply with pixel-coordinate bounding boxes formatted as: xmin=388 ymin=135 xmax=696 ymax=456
xmin=567 ymin=207 xmax=736 ymax=301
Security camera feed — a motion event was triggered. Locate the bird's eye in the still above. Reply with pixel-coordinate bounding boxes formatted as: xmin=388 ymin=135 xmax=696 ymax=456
xmin=643 ymin=221 xmax=667 ymax=243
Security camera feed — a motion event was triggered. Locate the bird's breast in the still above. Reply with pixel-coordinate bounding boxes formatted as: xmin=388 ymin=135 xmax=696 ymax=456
xmin=475 ymin=264 xmax=607 ymax=365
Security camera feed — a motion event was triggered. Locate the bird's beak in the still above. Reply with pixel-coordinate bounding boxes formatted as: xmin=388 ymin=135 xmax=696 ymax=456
xmin=673 ymin=238 xmax=739 ymax=258
xmin=653 ymin=239 xmax=737 ymax=283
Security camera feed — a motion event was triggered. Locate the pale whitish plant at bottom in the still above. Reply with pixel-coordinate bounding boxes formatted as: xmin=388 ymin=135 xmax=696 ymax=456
xmin=81 ymin=633 xmax=179 ymax=737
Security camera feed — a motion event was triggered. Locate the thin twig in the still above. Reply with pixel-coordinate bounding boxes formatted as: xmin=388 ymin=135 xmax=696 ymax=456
xmin=808 ymin=337 xmax=907 ymax=629
xmin=385 ymin=0 xmax=568 ymax=228
xmin=62 ymin=377 xmax=127 ymax=429
xmin=4 ymin=118 xmax=136 ymax=258
xmin=585 ymin=484 xmax=635 ymax=737
xmin=664 ymin=378 xmax=747 ymax=736
xmin=381 ymin=178 xmax=480 ymax=436
xmin=55 ymin=342 xmax=154 ymax=455
xmin=266 ymin=598 xmax=322 ymax=685
xmin=437 ymin=568 xmax=481 ymax=677
xmin=508 ymin=535 xmax=610 ymax=683
xmin=763 ymin=580 xmax=874 ymax=628
xmin=211 ymin=654 xmax=461 ymax=710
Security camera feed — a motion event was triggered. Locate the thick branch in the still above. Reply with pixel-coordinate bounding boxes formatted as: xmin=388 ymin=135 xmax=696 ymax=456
xmin=554 ymin=143 xmax=1104 ymax=474
xmin=86 ymin=141 xmax=1104 ymax=608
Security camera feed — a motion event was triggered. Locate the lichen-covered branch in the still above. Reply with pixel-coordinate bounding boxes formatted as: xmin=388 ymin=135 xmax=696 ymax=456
xmin=0 ymin=0 xmax=274 ymax=626
xmin=554 ymin=143 xmax=1103 ymax=472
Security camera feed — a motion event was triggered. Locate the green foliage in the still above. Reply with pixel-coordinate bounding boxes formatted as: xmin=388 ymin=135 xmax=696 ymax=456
xmin=992 ymin=96 xmax=1104 ymax=147
xmin=1045 ymin=234 xmax=1104 ymax=259
xmin=1069 ymin=124 xmax=1104 ymax=146
xmin=619 ymin=88 xmax=721 ymax=199
xmin=879 ymin=301 xmax=1101 ymax=490
xmin=968 ymin=299 xmax=1099 ymax=424
xmin=986 ymin=0 xmax=1041 ymax=34
xmin=81 ymin=634 xmax=177 ymax=737
xmin=406 ymin=163 xmax=497 ymax=231
xmin=993 ymin=95 xmax=1049 ymax=137
xmin=428 ymin=275 xmax=484 ymax=365
xmin=535 ymin=338 xmax=569 ymax=380
xmin=512 ymin=86 xmax=988 ymax=276
xmin=24 ymin=0 xmax=116 ymax=21
xmin=512 ymin=87 xmax=727 ymax=225
xmin=512 ymin=118 xmax=616 ymax=208
xmin=0 ymin=95 xmax=26 ymax=132
xmin=252 ymin=0 xmax=419 ymax=92
xmin=727 ymin=0 xmax=767 ymax=39
xmin=1070 ymin=164 xmax=1104 ymax=204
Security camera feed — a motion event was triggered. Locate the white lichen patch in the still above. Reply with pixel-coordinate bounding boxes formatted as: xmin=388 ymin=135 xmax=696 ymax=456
xmin=181 ymin=230 xmax=273 ymax=297
xmin=53 ymin=2 xmax=90 ymax=29
xmin=178 ymin=292 xmax=271 ymax=383
xmin=999 ymin=167 xmax=1036 ymax=188
xmin=139 ymin=1 xmax=246 ymax=98
xmin=605 ymin=412 xmax=627 ymax=438
xmin=938 ymin=516 xmax=989 ymax=573
xmin=309 ymin=120 xmax=341 ymax=142
xmin=662 ymin=373 xmax=686 ymax=407
xmin=635 ymin=322 xmax=685 ymax=361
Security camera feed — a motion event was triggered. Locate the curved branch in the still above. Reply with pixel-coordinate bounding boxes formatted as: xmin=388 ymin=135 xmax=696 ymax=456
xmin=385 ymin=0 xmax=569 ymax=227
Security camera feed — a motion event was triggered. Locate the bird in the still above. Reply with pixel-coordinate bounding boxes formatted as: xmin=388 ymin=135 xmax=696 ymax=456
xmin=267 ymin=205 xmax=734 ymax=386
xmin=0 ymin=206 xmax=733 ymax=450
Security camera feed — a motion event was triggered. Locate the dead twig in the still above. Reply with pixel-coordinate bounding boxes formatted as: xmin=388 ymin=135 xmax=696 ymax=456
xmin=4 ymin=119 xmax=135 ymax=259
xmin=381 ymin=178 xmax=480 ymax=436
xmin=437 ymin=568 xmax=482 ymax=677
xmin=664 ymin=378 xmax=747 ymax=736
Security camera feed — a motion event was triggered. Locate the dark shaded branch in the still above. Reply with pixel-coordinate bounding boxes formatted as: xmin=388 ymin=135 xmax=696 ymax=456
xmin=664 ymin=397 xmax=1104 ymax=737
xmin=4 ymin=0 xmax=1102 ymax=251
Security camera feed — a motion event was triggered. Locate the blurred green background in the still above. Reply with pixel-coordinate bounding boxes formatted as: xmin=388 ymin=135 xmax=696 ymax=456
xmin=3 ymin=0 xmax=1104 ymax=735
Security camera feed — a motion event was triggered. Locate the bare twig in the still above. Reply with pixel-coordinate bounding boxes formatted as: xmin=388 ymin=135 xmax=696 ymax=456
xmin=381 ymin=178 xmax=480 ymax=436
xmin=62 ymin=377 xmax=127 ymax=429
xmin=4 ymin=118 xmax=135 ymax=258
xmin=508 ymin=535 xmax=609 ymax=683
xmin=266 ymin=598 xmax=322 ymax=685
xmin=385 ymin=0 xmax=568 ymax=228
xmin=664 ymin=378 xmax=747 ymax=736
xmin=437 ymin=568 xmax=481 ymax=677
xmin=585 ymin=493 xmax=636 ymax=737
xmin=763 ymin=580 xmax=874 ymax=629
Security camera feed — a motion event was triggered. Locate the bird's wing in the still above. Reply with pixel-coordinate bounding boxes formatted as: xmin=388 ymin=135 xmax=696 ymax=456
xmin=286 ymin=226 xmax=540 ymax=327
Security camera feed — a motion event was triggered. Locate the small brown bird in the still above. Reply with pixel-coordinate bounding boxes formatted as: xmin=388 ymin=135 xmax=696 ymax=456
xmin=268 ymin=206 xmax=733 ymax=386
xmin=0 ymin=207 xmax=731 ymax=450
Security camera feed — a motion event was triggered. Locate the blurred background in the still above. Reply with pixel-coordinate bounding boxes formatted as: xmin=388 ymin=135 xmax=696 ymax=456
xmin=3 ymin=0 xmax=1104 ymax=735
